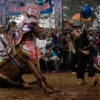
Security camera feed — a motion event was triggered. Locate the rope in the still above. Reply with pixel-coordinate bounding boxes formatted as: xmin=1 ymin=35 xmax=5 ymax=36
xmin=8 ymin=54 xmax=24 ymax=71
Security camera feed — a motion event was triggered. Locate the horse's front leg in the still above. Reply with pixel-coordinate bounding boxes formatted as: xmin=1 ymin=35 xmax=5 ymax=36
xmin=34 ymin=61 xmax=55 ymax=91
xmin=28 ymin=60 xmax=53 ymax=94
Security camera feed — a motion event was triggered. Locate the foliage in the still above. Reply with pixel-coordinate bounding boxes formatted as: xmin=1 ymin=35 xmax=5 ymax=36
xmin=63 ymin=0 xmax=100 ymax=20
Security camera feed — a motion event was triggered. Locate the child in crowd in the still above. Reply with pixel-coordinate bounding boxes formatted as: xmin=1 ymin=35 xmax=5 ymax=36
xmin=44 ymin=33 xmax=59 ymax=73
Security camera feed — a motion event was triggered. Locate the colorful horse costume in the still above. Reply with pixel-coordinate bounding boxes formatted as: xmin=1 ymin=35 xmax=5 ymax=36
xmin=0 ymin=9 xmax=54 ymax=94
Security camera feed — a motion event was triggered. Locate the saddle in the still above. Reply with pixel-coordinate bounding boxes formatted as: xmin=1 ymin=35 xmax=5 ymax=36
xmin=20 ymin=42 xmax=41 ymax=64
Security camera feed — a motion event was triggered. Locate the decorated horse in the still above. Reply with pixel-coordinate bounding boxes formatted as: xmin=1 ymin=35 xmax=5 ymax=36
xmin=0 ymin=9 xmax=54 ymax=94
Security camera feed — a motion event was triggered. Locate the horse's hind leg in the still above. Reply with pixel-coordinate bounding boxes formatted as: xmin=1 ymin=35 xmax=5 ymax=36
xmin=0 ymin=74 xmax=31 ymax=88
xmin=0 ymin=73 xmax=19 ymax=87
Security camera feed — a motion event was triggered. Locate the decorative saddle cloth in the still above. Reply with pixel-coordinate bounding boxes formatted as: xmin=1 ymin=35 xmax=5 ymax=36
xmin=21 ymin=41 xmax=41 ymax=60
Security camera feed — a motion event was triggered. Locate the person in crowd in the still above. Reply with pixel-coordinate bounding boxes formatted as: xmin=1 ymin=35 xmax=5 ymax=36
xmin=69 ymin=29 xmax=80 ymax=74
xmin=56 ymin=30 xmax=68 ymax=70
xmin=0 ymin=25 xmax=12 ymax=61
xmin=88 ymin=27 xmax=96 ymax=42
xmin=0 ymin=25 xmax=7 ymax=52
xmin=6 ymin=22 xmax=17 ymax=46
xmin=36 ymin=36 xmax=47 ymax=73
xmin=50 ymin=28 xmax=58 ymax=45
xmin=96 ymin=34 xmax=100 ymax=55
xmin=77 ymin=25 xmax=98 ymax=86
xmin=44 ymin=32 xmax=59 ymax=73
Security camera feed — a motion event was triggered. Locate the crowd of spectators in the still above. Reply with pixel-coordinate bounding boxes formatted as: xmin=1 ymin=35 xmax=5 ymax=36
xmin=38 ymin=21 xmax=100 ymax=75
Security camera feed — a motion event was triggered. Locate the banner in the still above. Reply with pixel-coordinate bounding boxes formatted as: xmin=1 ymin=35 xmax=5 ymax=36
xmin=7 ymin=0 xmax=20 ymax=16
xmin=40 ymin=0 xmax=52 ymax=14
xmin=7 ymin=0 xmax=52 ymax=15
xmin=54 ymin=0 xmax=62 ymax=29
xmin=0 ymin=1 xmax=6 ymax=16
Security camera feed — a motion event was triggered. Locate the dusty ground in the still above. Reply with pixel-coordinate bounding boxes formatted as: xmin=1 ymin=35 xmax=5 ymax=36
xmin=0 ymin=72 xmax=100 ymax=100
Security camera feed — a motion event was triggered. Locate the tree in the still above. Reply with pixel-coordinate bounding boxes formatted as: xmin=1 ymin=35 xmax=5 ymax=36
xmin=63 ymin=0 xmax=100 ymax=20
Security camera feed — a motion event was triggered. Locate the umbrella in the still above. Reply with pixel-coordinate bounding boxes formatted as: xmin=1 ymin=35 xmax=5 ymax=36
xmin=72 ymin=13 xmax=91 ymax=22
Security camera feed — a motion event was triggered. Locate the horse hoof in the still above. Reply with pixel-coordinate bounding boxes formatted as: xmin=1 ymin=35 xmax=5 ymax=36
xmin=48 ymin=85 xmax=59 ymax=92
xmin=47 ymin=90 xmax=54 ymax=94
xmin=52 ymin=88 xmax=59 ymax=92
xmin=44 ymin=88 xmax=54 ymax=94
xmin=47 ymin=85 xmax=54 ymax=90
xmin=22 ymin=83 xmax=31 ymax=88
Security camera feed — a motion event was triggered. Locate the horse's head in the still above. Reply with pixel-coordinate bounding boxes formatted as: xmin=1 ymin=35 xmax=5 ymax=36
xmin=30 ymin=22 xmax=44 ymax=33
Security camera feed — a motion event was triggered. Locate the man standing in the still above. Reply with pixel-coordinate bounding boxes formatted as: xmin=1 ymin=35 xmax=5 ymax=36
xmin=77 ymin=25 xmax=98 ymax=86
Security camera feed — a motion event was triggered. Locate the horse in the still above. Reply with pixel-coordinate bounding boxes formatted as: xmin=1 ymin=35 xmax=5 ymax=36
xmin=0 ymin=24 xmax=54 ymax=94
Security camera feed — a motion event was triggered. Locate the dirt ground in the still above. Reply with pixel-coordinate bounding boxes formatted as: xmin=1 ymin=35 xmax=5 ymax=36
xmin=0 ymin=72 xmax=100 ymax=100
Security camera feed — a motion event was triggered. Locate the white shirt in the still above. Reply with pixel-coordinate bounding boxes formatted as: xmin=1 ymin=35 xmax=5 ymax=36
xmin=36 ymin=38 xmax=46 ymax=54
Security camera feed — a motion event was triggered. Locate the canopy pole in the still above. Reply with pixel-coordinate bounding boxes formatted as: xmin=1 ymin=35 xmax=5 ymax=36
xmin=61 ymin=0 xmax=63 ymax=31
xmin=80 ymin=11 xmax=83 ymax=34
xmin=5 ymin=1 xmax=8 ymax=33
